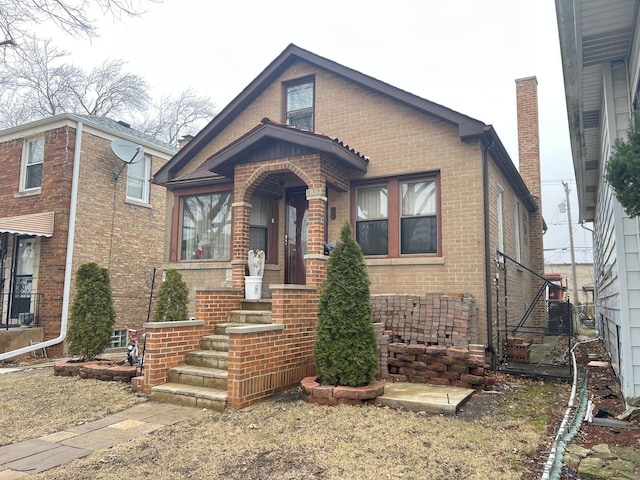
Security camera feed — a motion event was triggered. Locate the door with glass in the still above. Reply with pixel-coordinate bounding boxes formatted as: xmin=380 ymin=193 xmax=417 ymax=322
xmin=10 ymin=236 xmax=34 ymax=319
xmin=284 ymin=189 xmax=308 ymax=284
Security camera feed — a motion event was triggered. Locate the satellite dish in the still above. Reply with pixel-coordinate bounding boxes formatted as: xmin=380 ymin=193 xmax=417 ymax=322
xmin=111 ymin=140 xmax=144 ymax=181
xmin=111 ymin=140 xmax=144 ymax=164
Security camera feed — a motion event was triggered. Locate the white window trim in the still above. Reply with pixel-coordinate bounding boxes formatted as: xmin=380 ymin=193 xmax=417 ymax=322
xmin=126 ymin=155 xmax=151 ymax=203
xmin=20 ymin=137 xmax=44 ymax=193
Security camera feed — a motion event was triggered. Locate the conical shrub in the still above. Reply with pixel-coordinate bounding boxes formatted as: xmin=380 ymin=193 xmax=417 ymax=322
xmin=154 ymin=269 xmax=189 ymax=322
xmin=68 ymin=262 xmax=116 ymax=360
xmin=314 ymin=222 xmax=378 ymax=387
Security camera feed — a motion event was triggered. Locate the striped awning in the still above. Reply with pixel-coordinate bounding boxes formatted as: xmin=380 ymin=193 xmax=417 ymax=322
xmin=0 ymin=211 xmax=55 ymax=237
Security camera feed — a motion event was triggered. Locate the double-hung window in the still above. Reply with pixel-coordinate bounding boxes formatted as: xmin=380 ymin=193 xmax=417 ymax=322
xmin=356 ymin=175 xmax=439 ymax=256
xmin=285 ymin=79 xmax=314 ymax=130
xmin=400 ymin=179 xmax=437 ymax=254
xmin=249 ymin=194 xmax=271 ymax=261
xmin=126 ymin=155 xmax=151 ymax=202
xmin=356 ymin=184 xmax=388 ymax=255
xmin=23 ymin=138 xmax=44 ymax=190
xmin=181 ymin=192 xmax=232 ymax=260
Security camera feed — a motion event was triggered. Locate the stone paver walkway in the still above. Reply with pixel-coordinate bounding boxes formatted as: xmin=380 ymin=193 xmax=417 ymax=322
xmin=565 ymin=443 xmax=640 ymax=479
xmin=0 ymin=402 xmax=202 ymax=479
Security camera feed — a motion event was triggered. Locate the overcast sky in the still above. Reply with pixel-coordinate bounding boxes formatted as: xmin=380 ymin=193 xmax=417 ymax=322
xmin=50 ymin=0 xmax=591 ymax=270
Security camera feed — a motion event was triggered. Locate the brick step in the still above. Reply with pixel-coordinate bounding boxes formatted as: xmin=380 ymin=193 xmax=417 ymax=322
xmin=186 ymin=350 xmax=228 ymax=369
xmin=150 ymin=383 xmax=227 ymax=412
xmin=228 ymin=310 xmax=272 ymax=324
xmin=240 ymin=299 xmax=272 ymax=311
xmin=201 ymin=334 xmax=228 ymax=352
xmin=168 ymin=365 xmax=228 ymax=390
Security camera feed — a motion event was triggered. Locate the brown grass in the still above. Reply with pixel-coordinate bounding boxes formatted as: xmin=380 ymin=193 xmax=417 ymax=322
xmin=0 ymin=367 xmax=566 ymax=480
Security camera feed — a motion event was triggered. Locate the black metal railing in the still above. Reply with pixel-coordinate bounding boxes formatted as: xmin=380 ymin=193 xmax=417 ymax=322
xmin=0 ymin=292 xmax=44 ymax=329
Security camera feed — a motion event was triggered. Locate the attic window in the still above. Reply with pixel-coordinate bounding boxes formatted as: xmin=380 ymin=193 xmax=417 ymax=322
xmin=285 ymin=78 xmax=314 ymax=131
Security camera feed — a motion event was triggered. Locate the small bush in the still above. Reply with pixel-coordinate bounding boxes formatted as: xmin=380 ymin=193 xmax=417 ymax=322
xmin=68 ymin=262 xmax=116 ymax=360
xmin=314 ymin=222 xmax=378 ymax=387
xmin=154 ymin=269 xmax=189 ymax=322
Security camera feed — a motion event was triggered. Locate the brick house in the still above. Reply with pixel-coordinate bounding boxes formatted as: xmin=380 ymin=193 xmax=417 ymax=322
xmin=149 ymin=45 xmax=545 ymax=406
xmin=0 ymin=114 xmax=176 ymax=359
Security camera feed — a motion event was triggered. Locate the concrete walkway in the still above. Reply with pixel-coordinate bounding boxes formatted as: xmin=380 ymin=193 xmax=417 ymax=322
xmin=0 ymin=402 xmax=202 ymax=479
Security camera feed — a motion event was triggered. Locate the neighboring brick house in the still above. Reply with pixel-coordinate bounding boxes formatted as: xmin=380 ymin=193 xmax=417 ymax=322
xmin=0 ymin=114 xmax=176 ymax=358
xmin=154 ymin=44 xmax=545 ymax=363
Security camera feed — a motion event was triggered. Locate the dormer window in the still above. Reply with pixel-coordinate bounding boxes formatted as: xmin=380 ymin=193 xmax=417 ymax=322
xmin=285 ymin=79 xmax=314 ymax=131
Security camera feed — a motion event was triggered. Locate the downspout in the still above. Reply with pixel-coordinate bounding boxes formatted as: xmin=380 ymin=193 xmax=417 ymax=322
xmin=0 ymin=121 xmax=82 ymax=360
xmin=483 ymin=138 xmax=495 ymax=369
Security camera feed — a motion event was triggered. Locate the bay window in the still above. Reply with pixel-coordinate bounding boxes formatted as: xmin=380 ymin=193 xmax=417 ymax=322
xmin=181 ymin=192 xmax=232 ymax=260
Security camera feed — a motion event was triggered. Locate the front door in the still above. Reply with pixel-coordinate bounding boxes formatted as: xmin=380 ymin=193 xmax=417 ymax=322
xmin=285 ymin=188 xmax=308 ymax=284
xmin=10 ymin=236 xmax=34 ymax=318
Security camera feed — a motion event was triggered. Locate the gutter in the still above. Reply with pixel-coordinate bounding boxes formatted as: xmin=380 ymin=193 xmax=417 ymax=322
xmin=482 ymin=138 xmax=495 ymax=368
xmin=0 ymin=121 xmax=82 ymax=360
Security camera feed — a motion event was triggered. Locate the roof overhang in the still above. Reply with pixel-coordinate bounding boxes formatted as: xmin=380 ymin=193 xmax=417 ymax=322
xmin=194 ymin=120 xmax=369 ymax=179
xmin=555 ymin=0 xmax=638 ymax=222
xmin=0 ymin=211 xmax=55 ymax=237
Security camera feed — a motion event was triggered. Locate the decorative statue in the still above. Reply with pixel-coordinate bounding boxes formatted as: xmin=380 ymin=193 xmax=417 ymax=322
xmin=247 ymin=249 xmax=265 ymax=277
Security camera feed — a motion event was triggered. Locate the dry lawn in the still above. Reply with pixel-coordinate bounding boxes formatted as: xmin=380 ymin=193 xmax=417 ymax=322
xmin=0 ymin=366 xmax=568 ymax=480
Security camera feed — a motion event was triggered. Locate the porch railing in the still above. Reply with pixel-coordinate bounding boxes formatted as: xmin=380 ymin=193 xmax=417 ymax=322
xmin=0 ymin=292 xmax=44 ymax=329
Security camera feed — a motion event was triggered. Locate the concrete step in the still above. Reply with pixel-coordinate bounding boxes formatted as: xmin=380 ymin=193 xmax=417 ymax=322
xmin=168 ymin=365 xmax=228 ymax=390
xmin=228 ymin=310 xmax=272 ymax=324
xmin=201 ymin=334 xmax=228 ymax=352
xmin=186 ymin=350 xmax=228 ymax=369
xmin=213 ymin=323 xmax=245 ymax=335
xmin=151 ymin=383 xmax=227 ymax=412
xmin=240 ymin=299 xmax=272 ymax=311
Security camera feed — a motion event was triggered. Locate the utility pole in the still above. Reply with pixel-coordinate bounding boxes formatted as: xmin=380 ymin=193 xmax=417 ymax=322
xmin=562 ymin=181 xmax=580 ymax=316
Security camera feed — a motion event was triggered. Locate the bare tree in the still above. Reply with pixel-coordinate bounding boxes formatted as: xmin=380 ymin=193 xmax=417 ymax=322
xmin=0 ymin=0 xmax=151 ymax=47
xmin=136 ymin=88 xmax=217 ymax=145
xmin=0 ymin=39 xmax=149 ymax=127
xmin=0 ymin=39 xmax=215 ymax=144
xmin=68 ymin=58 xmax=150 ymax=117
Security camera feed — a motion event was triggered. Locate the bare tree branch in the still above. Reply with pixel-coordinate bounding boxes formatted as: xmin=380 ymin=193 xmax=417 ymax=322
xmin=135 ymin=88 xmax=217 ymax=145
xmin=0 ymin=0 xmax=155 ymax=46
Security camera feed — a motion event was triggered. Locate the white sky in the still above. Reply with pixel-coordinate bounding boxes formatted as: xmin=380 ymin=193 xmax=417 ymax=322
xmin=49 ymin=0 xmax=591 ymax=268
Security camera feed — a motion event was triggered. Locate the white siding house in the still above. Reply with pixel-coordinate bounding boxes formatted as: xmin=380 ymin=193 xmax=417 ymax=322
xmin=556 ymin=0 xmax=640 ymax=404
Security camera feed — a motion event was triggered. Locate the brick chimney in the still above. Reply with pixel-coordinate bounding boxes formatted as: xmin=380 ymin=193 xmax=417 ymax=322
xmin=516 ymin=76 xmax=546 ymax=329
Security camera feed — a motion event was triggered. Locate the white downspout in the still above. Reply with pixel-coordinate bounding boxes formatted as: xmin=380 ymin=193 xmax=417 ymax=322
xmin=0 ymin=121 xmax=82 ymax=360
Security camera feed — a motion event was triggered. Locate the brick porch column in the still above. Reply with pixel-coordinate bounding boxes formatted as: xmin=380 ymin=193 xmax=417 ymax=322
xmin=231 ymin=201 xmax=251 ymax=289
xmin=305 ymin=189 xmax=328 ymax=287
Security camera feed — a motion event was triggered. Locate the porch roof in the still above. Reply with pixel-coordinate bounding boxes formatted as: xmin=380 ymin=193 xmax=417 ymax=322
xmin=0 ymin=211 xmax=55 ymax=237
xmin=178 ymin=118 xmax=369 ymax=180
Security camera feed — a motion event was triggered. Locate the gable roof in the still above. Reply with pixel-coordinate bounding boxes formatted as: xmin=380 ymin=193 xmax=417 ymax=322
xmin=154 ymin=43 xmax=537 ymax=212
xmin=154 ymin=43 xmax=490 ymax=185
xmin=198 ymin=118 xmax=368 ymax=176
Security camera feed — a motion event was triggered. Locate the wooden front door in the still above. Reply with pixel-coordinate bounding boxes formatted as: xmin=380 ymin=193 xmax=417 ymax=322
xmin=285 ymin=188 xmax=308 ymax=284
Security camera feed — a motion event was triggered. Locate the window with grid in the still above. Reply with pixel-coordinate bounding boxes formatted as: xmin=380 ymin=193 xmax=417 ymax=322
xmin=285 ymin=80 xmax=314 ymax=130
xmin=23 ymin=138 xmax=44 ymax=190
xmin=110 ymin=329 xmax=127 ymax=348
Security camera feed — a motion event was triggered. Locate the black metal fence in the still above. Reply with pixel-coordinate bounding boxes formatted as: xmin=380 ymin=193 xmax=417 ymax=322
xmin=0 ymin=292 xmax=44 ymax=329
